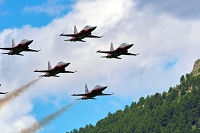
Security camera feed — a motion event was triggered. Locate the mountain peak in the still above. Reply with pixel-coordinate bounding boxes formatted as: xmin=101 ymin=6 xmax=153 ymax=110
xmin=191 ymin=59 xmax=200 ymax=76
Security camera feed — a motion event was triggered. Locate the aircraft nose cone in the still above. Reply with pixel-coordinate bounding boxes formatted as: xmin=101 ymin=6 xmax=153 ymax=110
xmin=91 ymin=26 xmax=97 ymax=30
xmin=129 ymin=44 xmax=133 ymax=47
xmin=127 ymin=44 xmax=133 ymax=48
xmin=27 ymin=40 xmax=33 ymax=45
xmin=64 ymin=62 xmax=70 ymax=66
xmin=101 ymin=86 xmax=107 ymax=91
xmin=65 ymin=62 xmax=70 ymax=65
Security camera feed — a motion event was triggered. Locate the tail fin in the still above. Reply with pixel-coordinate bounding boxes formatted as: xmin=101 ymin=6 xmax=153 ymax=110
xmin=48 ymin=61 xmax=52 ymax=70
xmin=74 ymin=25 xmax=78 ymax=34
xmin=12 ymin=39 xmax=15 ymax=48
xmin=85 ymin=84 xmax=89 ymax=93
xmin=110 ymin=43 xmax=114 ymax=51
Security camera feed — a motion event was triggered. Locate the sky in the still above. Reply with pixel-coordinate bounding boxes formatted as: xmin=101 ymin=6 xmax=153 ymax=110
xmin=1 ymin=0 xmax=200 ymax=132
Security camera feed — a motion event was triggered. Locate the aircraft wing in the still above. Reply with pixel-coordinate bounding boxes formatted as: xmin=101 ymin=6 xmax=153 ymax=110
xmin=0 ymin=47 xmax=14 ymax=50
xmin=60 ymin=70 xmax=77 ymax=73
xmin=34 ymin=69 xmax=51 ymax=73
xmin=96 ymin=50 xmax=113 ymax=54
xmin=123 ymin=53 xmax=139 ymax=56
xmin=23 ymin=49 xmax=41 ymax=52
xmin=59 ymin=33 xmax=78 ymax=37
xmin=98 ymin=93 xmax=114 ymax=96
xmin=86 ymin=35 xmax=103 ymax=38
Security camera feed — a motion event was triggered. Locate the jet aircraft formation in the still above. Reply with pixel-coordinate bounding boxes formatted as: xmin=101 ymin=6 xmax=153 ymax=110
xmin=0 ymin=25 xmax=139 ymax=99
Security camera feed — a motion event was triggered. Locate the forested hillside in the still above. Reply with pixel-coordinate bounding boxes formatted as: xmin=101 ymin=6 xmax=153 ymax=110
xmin=67 ymin=60 xmax=200 ymax=133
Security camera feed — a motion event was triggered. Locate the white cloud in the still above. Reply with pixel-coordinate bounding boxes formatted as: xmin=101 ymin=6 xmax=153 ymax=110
xmin=135 ymin=0 xmax=200 ymax=19
xmin=1 ymin=0 xmax=200 ymax=132
xmin=23 ymin=0 xmax=70 ymax=16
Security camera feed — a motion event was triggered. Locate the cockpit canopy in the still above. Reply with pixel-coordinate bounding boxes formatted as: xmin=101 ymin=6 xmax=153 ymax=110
xmin=83 ymin=25 xmax=91 ymax=30
xmin=94 ymin=85 xmax=102 ymax=88
xmin=85 ymin=25 xmax=91 ymax=28
xmin=57 ymin=61 xmax=65 ymax=65
xmin=20 ymin=39 xmax=28 ymax=43
xmin=120 ymin=43 xmax=128 ymax=47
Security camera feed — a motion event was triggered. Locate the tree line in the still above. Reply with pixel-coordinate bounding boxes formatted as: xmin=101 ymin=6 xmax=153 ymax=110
xmin=66 ymin=73 xmax=200 ymax=133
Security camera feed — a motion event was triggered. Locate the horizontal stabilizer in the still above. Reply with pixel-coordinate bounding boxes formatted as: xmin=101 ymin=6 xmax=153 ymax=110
xmin=114 ymin=57 xmax=121 ymax=59
xmin=78 ymin=39 xmax=86 ymax=42
xmin=64 ymin=39 xmax=71 ymax=41
xmin=53 ymin=75 xmax=60 ymax=77
xmin=100 ymin=56 xmax=108 ymax=58
xmin=38 ymin=75 xmax=45 ymax=77
xmin=76 ymin=98 xmax=83 ymax=100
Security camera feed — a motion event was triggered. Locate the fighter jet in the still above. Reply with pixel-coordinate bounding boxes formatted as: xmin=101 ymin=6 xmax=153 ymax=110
xmin=59 ymin=25 xmax=103 ymax=42
xmin=0 ymin=39 xmax=40 ymax=56
xmin=71 ymin=84 xmax=113 ymax=100
xmin=97 ymin=43 xmax=139 ymax=59
xmin=34 ymin=61 xmax=76 ymax=77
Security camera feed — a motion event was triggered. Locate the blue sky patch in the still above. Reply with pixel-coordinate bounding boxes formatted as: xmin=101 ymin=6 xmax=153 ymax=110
xmin=164 ymin=58 xmax=178 ymax=69
xmin=0 ymin=0 xmax=73 ymax=31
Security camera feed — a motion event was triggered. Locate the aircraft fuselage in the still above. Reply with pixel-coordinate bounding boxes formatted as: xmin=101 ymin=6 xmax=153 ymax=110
xmin=60 ymin=26 xmax=99 ymax=42
xmin=81 ymin=86 xmax=107 ymax=99
xmin=44 ymin=63 xmax=70 ymax=77
xmin=8 ymin=40 xmax=33 ymax=55
xmin=73 ymin=26 xmax=96 ymax=39
xmin=106 ymin=44 xmax=133 ymax=58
